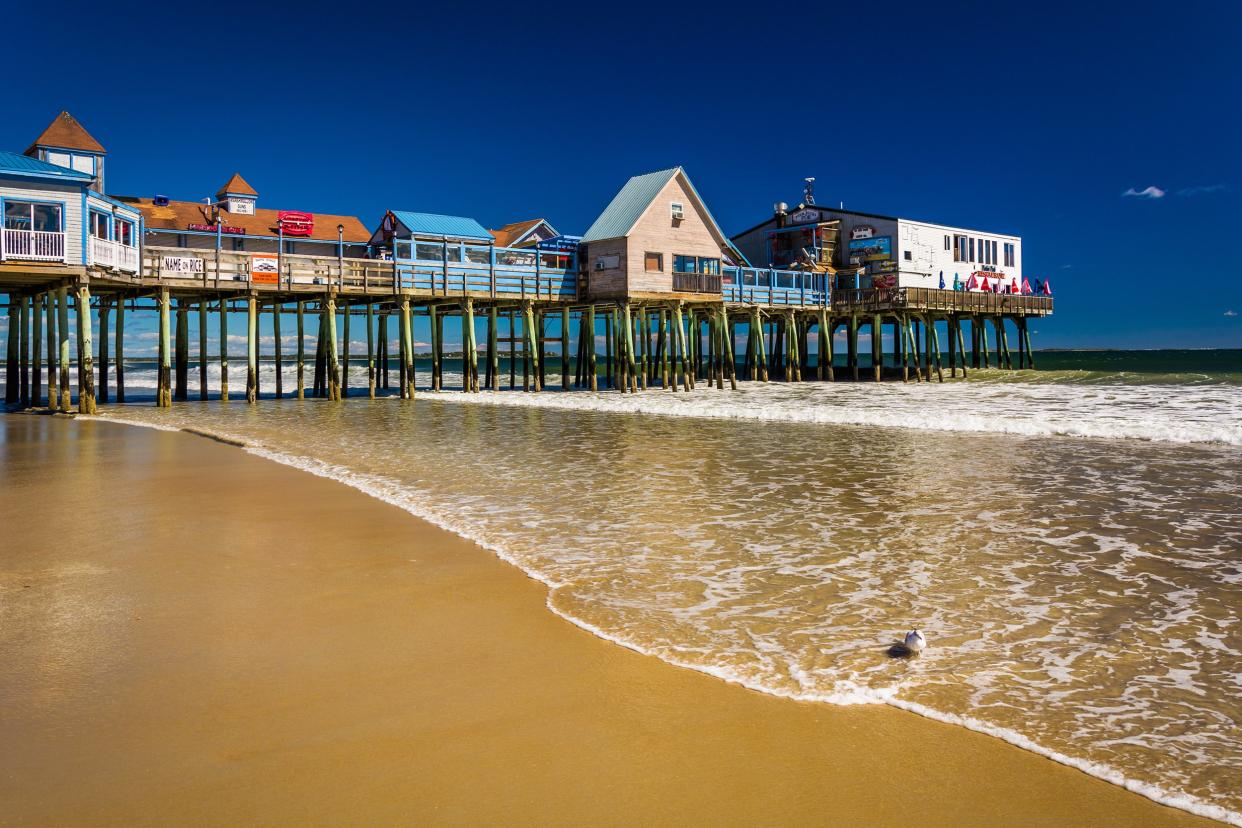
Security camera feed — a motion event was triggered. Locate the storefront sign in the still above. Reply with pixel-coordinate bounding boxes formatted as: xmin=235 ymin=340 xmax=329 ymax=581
xmin=188 ymin=222 xmax=245 ymax=235
xmin=251 ymin=253 xmax=279 ymax=284
xmin=161 ymin=255 xmax=204 ymax=274
xmin=848 ymin=235 xmax=891 ymax=262
xmin=278 ymin=211 xmax=314 ymax=237
xmin=538 ymin=237 xmax=580 ymax=253
xmin=851 ymin=225 xmax=875 ymax=240
xmin=787 ymin=207 xmax=820 ymax=225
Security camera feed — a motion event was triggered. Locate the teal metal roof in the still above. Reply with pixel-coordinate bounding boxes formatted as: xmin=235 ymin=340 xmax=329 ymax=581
xmin=0 ymin=150 xmax=93 ymax=182
xmin=581 ymin=167 xmax=679 ymax=242
xmin=391 ymin=210 xmax=492 ymax=241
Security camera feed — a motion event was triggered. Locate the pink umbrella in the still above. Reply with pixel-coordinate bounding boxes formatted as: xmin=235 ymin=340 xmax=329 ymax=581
xmin=966 ymin=273 xmax=979 ymax=290
xmin=1043 ymin=280 xmax=1053 ymax=296
xmin=1021 ymin=278 xmax=1032 ymax=295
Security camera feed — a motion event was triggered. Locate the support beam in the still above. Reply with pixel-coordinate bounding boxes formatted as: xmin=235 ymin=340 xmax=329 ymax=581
xmin=174 ymin=299 xmax=188 ymax=401
xmin=273 ymin=303 xmax=284 ymax=398
xmin=341 ymin=301 xmax=349 ymax=397
xmin=156 ymin=287 xmax=171 ymax=408
xmin=19 ymin=295 xmax=30 ymax=405
xmin=326 ymin=295 xmax=340 ymax=401
xmin=96 ymin=297 xmax=108 ymax=404
xmin=31 ymin=293 xmax=42 ymax=407
xmin=367 ymin=303 xmax=376 ymax=398
xmin=488 ymin=305 xmax=499 ymax=391
xmin=46 ymin=292 xmax=58 ymax=409
xmin=219 ymin=297 xmax=229 ymax=402
xmin=296 ymin=301 xmax=306 ymax=399
xmin=561 ymin=306 xmax=571 ymax=391
xmin=399 ymin=297 xmax=414 ymax=399
xmin=872 ymin=313 xmax=882 ymax=382
xmin=246 ymin=294 xmax=258 ymax=403
xmin=4 ymin=296 xmax=17 ymax=404
xmin=75 ymin=285 xmax=95 ymax=414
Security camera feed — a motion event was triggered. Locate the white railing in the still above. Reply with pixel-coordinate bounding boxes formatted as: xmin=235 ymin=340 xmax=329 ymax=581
xmin=1 ymin=229 xmax=66 ymax=263
xmin=89 ymin=236 xmax=116 ymax=269
xmin=87 ymin=237 xmax=140 ymax=273
xmin=117 ymin=243 xmax=139 ymax=273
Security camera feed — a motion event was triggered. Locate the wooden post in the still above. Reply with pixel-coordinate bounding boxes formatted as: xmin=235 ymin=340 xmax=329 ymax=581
xmin=378 ymin=309 xmax=389 ymax=391
xmin=622 ymin=302 xmax=637 ymax=393
xmin=19 ymin=294 xmax=30 ymax=406
xmin=603 ymin=310 xmax=613 ymax=390
xmin=430 ymin=305 xmax=442 ymax=392
xmin=658 ymin=307 xmax=669 ymax=388
xmin=847 ymin=314 xmax=858 ymax=382
xmin=561 ymin=306 xmax=571 ymax=391
xmin=96 ymin=297 xmax=108 ymax=404
xmin=979 ymin=316 xmax=991 ymax=368
xmin=904 ymin=316 xmax=922 ymax=383
xmin=194 ymin=300 xmax=206 ymax=400
xmin=31 ymin=293 xmax=42 ymax=407
xmin=524 ymin=301 xmax=541 ymax=392
xmin=636 ymin=306 xmax=647 ymax=390
xmin=156 ymin=287 xmax=171 ymax=408
xmin=997 ymin=316 xmax=1013 ymax=369
xmin=872 ymin=313 xmax=882 ymax=382
xmin=45 ymin=292 xmax=57 ymax=408
xmin=674 ymin=302 xmax=691 ymax=392
xmin=246 ymin=294 xmax=258 ymax=403
xmin=957 ymin=318 xmax=969 ymax=378
xmin=586 ymin=305 xmax=598 ymax=391
xmin=488 ymin=305 xmax=500 ymax=391
xmin=174 ymin=299 xmax=188 ymax=401
xmin=218 ymin=297 xmax=229 ymax=402
xmin=57 ymin=287 xmax=71 ymax=411
xmin=397 ymin=307 xmax=406 ymax=397
xmin=929 ymin=316 xmax=944 ymax=382
xmin=273 ymin=302 xmax=284 ymax=399
xmin=296 ymin=301 xmax=306 ymax=399
xmin=400 ymin=297 xmax=414 ymax=398
xmin=5 ymin=296 xmax=18 ymax=404
xmin=326 ymin=295 xmax=340 ymax=401
xmin=75 ymin=285 xmax=96 ymax=415
xmin=720 ymin=305 xmax=737 ymax=390
xmin=464 ymin=298 xmax=478 ymax=392
xmin=948 ymin=317 xmax=958 ymax=378
xmin=367 ymin=303 xmax=376 ymax=398
xmin=341 ymin=300 xmax=350 ymax=396
xmin=1023 ymin=317 xmax=1036 ymax=369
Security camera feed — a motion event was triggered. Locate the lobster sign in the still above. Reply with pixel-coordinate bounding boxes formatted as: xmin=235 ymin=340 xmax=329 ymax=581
xmin=278 ymin=211 xmax=314 ymax=236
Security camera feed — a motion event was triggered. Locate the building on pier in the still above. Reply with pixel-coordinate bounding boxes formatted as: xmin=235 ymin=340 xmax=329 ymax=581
xmin=733 ymin=199 xmax=1023 ymax=294
xmin=580 ymin=167 xmax=828 ymax=306
xmin=117 ymin=173 xmax=370 ymax=264
xmin=1 ymin=112 xmax=143 ymax=287
xmin=489 ymin=218 xmax=560 ymax=249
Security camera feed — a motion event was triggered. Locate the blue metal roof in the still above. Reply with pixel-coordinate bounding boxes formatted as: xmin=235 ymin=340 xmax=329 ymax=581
xmin=581 ymin=167 xmax=679 ymax=242
xmin=391 ymin=210 xmax=492 ymax=241
xmin=0 ymin=150 xmax=93 ymax=182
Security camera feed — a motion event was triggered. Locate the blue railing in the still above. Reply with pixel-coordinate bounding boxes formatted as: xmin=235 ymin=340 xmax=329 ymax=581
xmin=393 ymin=239 xmax=577 ymax=299
xmin=722 ymin=266 xmax=829 ymax=306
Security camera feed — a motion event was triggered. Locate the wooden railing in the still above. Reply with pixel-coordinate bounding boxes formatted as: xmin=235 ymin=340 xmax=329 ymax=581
xmin=89 ymin=238 xmax=140 ymax=273
xmin=142 ymin=246 xmax=399 ymax=291
xmin=721 ymin=266 xmax=829 ymax=307
xmin=672 ymin=272 xmax=722 ymax=293
xmin=1 ymin=229 xmax=66 ymax=263
xmin=834 ymin=287 xmax=1053 ymax=315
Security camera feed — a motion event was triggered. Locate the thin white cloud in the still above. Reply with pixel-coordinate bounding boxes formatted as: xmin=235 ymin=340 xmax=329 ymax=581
xmin=1122 ymin=186 xmax=1165 ymax=199
xmin=1225 ymin=310 xmax=1238 ymax=317
xmin=1177 ymin=184 xmax=1228 ymax=197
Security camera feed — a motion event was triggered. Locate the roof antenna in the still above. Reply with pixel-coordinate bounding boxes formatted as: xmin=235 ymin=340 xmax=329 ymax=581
xmin=804 ymin=177 xmax=816 ymax=205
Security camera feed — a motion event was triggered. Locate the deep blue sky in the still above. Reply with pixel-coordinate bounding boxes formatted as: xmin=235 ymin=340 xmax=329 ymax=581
xmin=3 ymin=0 xmax=1239 ymax=348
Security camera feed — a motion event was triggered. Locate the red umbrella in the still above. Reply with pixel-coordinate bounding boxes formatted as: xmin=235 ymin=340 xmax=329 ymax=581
xmin=966 ymin=273 xmax=979 ymax=290
xmin=980 ymin=276 xmax=991 ymax=292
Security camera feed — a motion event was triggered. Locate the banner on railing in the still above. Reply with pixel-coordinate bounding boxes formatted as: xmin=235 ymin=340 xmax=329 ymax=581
xmin=161 ymin=255 xmax=204 ymax=274
xmin=251 ymin=253 xmax=279 ymax=284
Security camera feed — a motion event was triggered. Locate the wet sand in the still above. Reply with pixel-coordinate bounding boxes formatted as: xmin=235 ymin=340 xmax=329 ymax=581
xmin=0 ymin=416 xmax=1212 ymax=826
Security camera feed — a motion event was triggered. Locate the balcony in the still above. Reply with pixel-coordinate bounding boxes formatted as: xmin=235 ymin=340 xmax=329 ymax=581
xmin=1 ymin=229 xmax=66 ymax=263
xmin=88 ymin=237 xmax=139 ymax=273
xmin=672 ymin=272 xmax=721 ymax=293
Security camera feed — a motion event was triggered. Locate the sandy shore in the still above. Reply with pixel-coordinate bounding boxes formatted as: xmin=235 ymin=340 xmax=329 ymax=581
xmin=0 ymin=416 xmax=1211 ymax=826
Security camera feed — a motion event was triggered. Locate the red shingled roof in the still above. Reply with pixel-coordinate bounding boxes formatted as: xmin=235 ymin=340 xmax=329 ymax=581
xmin=490 ymin=218 xmax=554 ymax=248
xmin=26 ymin=111 xmax=106 ymax=155
xmin=114 ymin=196 xmax=371 ymax=243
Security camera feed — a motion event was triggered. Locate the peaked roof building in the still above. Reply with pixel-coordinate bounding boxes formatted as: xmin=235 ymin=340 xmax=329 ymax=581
xmin=216 ymin=172 xmax=258 ymax=198
xmin=25 ymin=110 xmax=107 ymax=156
xmin=490 ymin=218 xmax=559 ymax=248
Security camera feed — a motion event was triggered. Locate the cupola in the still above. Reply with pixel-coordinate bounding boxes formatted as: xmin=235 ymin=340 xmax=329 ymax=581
xmin=215 ymin=172 xmax=258 ymax=215
xmin=25 ymin=111 xmax=107 ymax=191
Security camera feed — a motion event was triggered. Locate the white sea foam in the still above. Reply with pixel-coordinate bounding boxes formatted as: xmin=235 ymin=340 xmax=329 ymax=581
xmin=88 ymin=410 xmax=1242 ymax=826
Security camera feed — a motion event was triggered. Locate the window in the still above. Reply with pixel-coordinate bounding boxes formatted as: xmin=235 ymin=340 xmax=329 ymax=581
xmin=232 ymin=237 xmax=246 ymax=251
xmin=953 ymin=234 xmax=966 ymax=262
xmin=968 ymin=237 xmax=975 ymax=262
xmin=944 ymin=234 xmax=951 ymax=251
xmin=674 ymin=255 xmax=719 ymax=274
xmin=993 ymin=240 xmax=999 ymax=265
xmin=903 ymin=250 xmax=913 ymax=261
xmin=46 ymin=151 xmax=71 ymax=169
xmin=90 ymin=210 xmax=111 ymax=240
xmin=1003 ymin=242 xmax=1015 ymax=268
xmin=3 ymin=200 xmax=63 ymax=233
xmin=71 ymin=154 xmax=94 ymax=175
xmin=115 ymin=218 xmax=134 ymax=247
xmin=670 ymin=202 xmax=684 ymax=221
xmin=644 ymin=251 xmax=663 ymax=272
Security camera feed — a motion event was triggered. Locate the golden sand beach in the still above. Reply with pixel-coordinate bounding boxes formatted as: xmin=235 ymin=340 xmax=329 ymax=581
xmin=0 ymin=416 xmax=1212 ymax=826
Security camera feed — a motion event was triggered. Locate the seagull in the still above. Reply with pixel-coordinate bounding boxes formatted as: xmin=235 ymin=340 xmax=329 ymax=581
xmin=904 ymin=629 xmax=927 ymax=653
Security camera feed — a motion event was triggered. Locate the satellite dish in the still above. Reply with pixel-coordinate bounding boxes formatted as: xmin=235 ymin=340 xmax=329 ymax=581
xmin=153 ymin=195 xmax=170 ymax=207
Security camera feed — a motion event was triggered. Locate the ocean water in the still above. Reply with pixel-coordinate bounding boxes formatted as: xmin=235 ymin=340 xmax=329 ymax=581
xmin=10 ymin=350 xmax=1242 ymax=823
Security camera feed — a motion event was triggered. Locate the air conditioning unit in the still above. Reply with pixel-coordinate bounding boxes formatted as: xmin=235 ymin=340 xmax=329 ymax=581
xmin=670 ymin=203 xmax=684 ymax=221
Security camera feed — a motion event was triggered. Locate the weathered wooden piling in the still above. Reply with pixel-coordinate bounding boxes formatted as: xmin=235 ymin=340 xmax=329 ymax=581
xmin=218 ymin=297 xmax=229 ymax=402
xmin=272 ymin=303 xmax=283 ymax=399
xmin=96 ymin=297 xmax=108 ymax=404
xmin=46 ymin=292 xmax=58 ymax=408
xmin=75 ymin=286 xmax=96 ymax=414
xmin=399 ymin=297 xmax=414 ymax=399
xmin=245 ymin=294 xmax=258 ymax=403
xmin=367 ymin=303 xmax=376 ymax=398
xmin=56 ymin=288 xmax=71 ymax=411
xmin=296 ymin=301 xmax=305 ymax=399
xmin=487 ymin=305 xmax=499 ymax=391
xmin=5 ymin=297 xmax=17 ymax=405
xmin=325 ymin=295 xmax=341 ymax=401
xmin=19 ymin=295 xmax=30 ymax=405
xmin=31 ymin=293 xmax=42 ymax=407
xmin=339 ymin=301 xmax=349 ymax=397
xmin=173 ymin=300 xmax=188 ymax=401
